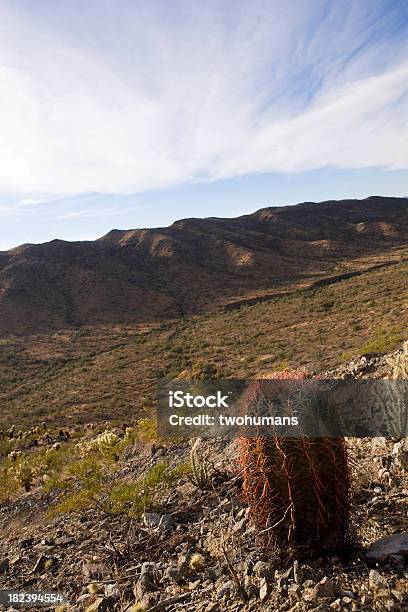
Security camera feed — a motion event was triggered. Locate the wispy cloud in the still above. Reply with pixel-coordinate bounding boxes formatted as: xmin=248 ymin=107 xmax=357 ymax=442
xmin=0 ymin=0 xmax=407 ymax=206
xmin=57 ymin=206 xmax=134 ymax=220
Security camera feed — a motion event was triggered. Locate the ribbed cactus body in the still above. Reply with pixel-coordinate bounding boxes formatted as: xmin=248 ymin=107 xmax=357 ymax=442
xmin=240 ymin=370 xmax=350 ymax=553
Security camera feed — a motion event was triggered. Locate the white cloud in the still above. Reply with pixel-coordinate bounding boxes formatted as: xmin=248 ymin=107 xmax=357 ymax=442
xmin=57 ymin=206 xmax=133 ymax=220
xmin=0 ymin=0 xmax=407 ymax=205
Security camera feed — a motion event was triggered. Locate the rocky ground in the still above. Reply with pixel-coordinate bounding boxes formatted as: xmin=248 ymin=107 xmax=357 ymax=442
xmin=0 ymin=347 xmax=407 ymax=611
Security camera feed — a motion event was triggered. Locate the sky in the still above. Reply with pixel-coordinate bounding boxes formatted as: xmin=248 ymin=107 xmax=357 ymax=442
xmin=0 ymin=0 xmax=408 ymax=250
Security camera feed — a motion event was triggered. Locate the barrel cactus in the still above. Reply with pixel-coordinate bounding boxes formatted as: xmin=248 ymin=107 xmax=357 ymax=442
xmin=239 ymin=370 xmax=350 ymax=555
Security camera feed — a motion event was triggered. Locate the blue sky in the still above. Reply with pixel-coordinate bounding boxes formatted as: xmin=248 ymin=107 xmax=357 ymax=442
xmin=0 ymin=0 xmax=408 ymax=250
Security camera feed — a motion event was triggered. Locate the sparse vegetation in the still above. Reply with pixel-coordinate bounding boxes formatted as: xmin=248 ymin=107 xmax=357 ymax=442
xmin=46 ymin=430 xmax=189 ymax=518
xmin=0 ymin=260 xmax=406 ymax=431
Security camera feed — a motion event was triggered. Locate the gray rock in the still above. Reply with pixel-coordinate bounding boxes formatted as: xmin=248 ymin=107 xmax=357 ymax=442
xmin=253 ymin=561 xmax=275 ymax=581
xmin=104 ymin=584 xmax=120 ymax=600
xmin=259 ymin=577 xmax=271 ymax=602
xmin=0 ymin=558 xmax=9 ymax=574
xmin=216 ymin=580 xmax=235 ymax=599
xmin=207 ymin=566 xmax=223 ymax=581
xmin=365 ymin=532 xmax=408 ymax=561
xmin=340 ymin=590 xmax=356 ymax=599
xmin=288 ymin=584 xmax=301 ymax=597
xmin=311 ymin=577 xmax=336 ymax=599
xmin=143 ymin=512 xmax=173 ymax=531
xmin=165 ymin=565 xmax=182 ymax=583
xmin=55 ymin=535 xmax=74 ymax=546
xmin=135 ymin=562 xmax=159 ymax=596
xmin=165 ymin=555 xmax=190 ymax=584
xmin=369 ymin=569 xmax=387 ymax=589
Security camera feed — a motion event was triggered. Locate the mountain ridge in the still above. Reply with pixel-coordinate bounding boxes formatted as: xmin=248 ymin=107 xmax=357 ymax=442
xmin=0 ymin=195 xmax=407 ymax=335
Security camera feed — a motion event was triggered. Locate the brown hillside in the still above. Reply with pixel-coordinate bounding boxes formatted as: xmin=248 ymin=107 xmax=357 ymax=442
xmin=0 ymin=195 xmax=407 ymax=334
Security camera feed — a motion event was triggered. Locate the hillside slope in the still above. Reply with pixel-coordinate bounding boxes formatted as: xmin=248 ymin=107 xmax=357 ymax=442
xmin=0 ymin=345 xmax=407 ymax=610
xmin=0 ymin=259 xmax=406 ymax=429
xmin=0 ymin=196 xmax=407 ymax=334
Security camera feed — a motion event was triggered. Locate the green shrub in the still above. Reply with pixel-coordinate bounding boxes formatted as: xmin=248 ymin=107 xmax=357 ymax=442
xmin=136 ymin=416 xmax=157 ymax=442
xmin=107 ymin=461 xmax=188 ymax=516
xmin=49 ymin=458 xmax=188 ymax=518
xmin=42 ymin=426 xmax=187 ymax=517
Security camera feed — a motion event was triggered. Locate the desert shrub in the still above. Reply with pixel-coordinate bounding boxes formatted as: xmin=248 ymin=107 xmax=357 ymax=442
xmin=239 ymin=370 xmax=350 ymax=555
xmin=107 ymin=461 xmax=188 ymax=516
xmin=186 ymin=361 xmax=222 ymax=380
xmin=11 ymin=458 xmax=36 ymax=492
xmin=136 ymin=415 xmax=157 ymax=442
xmin=0 ymin=443 xmax=72 ymax=496
xmin=47 ymin=453 xmax=119 ymax=515
xmin=45 ymin=427 xmax=187 ymax=517
xmin=39 ymin=445 xmax=77 ymax=490
xmin=0 ymin=437 xmax=13 ymax=458
xmin=43 ymin=430 xmax=129 ymax=515
xmin=49 ymin=458 xmax=187 ymax=517
xmin=0 ymin=443 xmax=57 ymax=500
xmin=0 ymin=463 xmax=19 ymax=504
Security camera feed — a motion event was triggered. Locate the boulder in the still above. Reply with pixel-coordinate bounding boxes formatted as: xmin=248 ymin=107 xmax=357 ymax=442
xmin=365 ymin=532 xmax=408 ymax=561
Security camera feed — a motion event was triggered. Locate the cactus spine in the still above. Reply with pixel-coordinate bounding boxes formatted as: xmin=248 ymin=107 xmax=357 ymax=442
xmin=240 ymin=370 xmax=350 ymax=554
